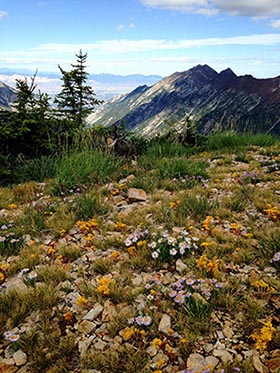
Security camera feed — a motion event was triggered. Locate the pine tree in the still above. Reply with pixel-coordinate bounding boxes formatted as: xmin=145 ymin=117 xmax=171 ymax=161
xmin=55 ymin=50 xmax=102 ymax=128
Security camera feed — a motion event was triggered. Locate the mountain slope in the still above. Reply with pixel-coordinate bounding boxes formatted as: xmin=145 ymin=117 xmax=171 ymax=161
xmin=88 ymin=65 xmax=280 ymax=136
xmin=0 ymin=82 xmax=16 ymax=110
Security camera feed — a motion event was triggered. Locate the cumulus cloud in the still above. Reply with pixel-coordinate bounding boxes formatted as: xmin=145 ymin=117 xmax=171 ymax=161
xmin=140 ymin=0 xmax=280 ymax=18
xmin=0 ymin=10 xmax=8 ymax=19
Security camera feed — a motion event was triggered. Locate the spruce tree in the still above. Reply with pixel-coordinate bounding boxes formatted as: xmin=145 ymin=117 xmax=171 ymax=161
xmin=55 ymin=50 xmax=102 ymax=128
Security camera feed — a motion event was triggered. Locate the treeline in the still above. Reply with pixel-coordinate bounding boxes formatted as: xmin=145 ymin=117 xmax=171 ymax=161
xmin=1 ymin=50 xmax=103 ymax=158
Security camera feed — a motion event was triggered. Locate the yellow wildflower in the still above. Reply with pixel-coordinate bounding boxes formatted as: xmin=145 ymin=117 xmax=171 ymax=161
xmin=252 ymin=320 xmax=275 ymax=351
xmin=76 ymin=296 xmax=89 ymax=307
xmin=115 ymin=221 xmax=127 ymax=232
xmin=96 ymin=276 xmax=113 ymax=296
xmin=137 ymin=240 xmax=146 ymax=248
xmin=122 ymin=327 xmax=136 ymax=340
xmin=127 ymin=246 xmax=136 ymax=256
xmin=7 ymin=203 xmax=17 ymax=210
xmin=0 ymin=272 xmax=5 ymax=282
xmin=263 ymin=204 xmax=280 ymax=221
xmin=151 ymin=338 xmax=163 ymax=349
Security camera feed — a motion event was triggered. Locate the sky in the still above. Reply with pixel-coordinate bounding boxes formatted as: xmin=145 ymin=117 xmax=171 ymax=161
xmin=1 ymin=0 xmax=280 ymax=80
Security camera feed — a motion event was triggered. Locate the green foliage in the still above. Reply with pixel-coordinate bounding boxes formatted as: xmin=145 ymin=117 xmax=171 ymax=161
xmin=52 ymin=148 xmax=123 ymax=195
xmin=55 ymin=50 xmax=102 ymax=128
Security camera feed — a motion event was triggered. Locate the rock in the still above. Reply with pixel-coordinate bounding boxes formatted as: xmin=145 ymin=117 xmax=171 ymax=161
xmin=77 ymin=320 xmax=96 ymax=334
xmin=93 ymin=340 xmax=107 ymax=351
xmin=213 ymin=349 xmax=233 ymax=364
xmin=13 ymin=350 xmax=27 ymax=366
xmin=187 ymin=353 xmax=209 ymax=371
xmin=150 ymin=353 xmax=169 ymax=369
xmin=223 ymin=323 xmax=234 ymax=339
xmin=253 ymin=352 xmax=268 ymax=373
xmin=175 ymin=259 xmax=188 ymax=274
xmin=205 ymin=356 xmax=219 ymax=368
xmin=146 ymin=345 xmax=158 ymax=357
xmin=203 ymin=343 xmax=214 ymax=353
xmin=78 ymin=336 xmax=94 ymax=355
xmin=128 ymin=188 xmax=147 ymax=203
xmin=266 ymin=354 xmax=280 ymax=373
xmin=158 ymin=314 xmax=171 ymax=334
xmin=102 ymin=300 xmax=116 ymax=322
xmin=83 ymin=304 xmax=104 ymax=321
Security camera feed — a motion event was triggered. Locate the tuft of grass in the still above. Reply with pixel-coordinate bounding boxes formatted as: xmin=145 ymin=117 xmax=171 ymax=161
xmin=16 ymin=155 xmax=58 ymax=183
xmin=52 ymin=149 xmax=123 ymax=195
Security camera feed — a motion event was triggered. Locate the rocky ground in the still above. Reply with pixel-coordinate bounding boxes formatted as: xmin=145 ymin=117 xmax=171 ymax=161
xmin=0 ymin=144 xmax=279 ymax=373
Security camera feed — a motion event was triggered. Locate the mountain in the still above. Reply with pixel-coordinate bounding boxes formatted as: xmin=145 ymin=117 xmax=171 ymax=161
xmin=0 ymin=82 xmax=16 ymax=110
xmin=88 ymin=65 xmax=280 ymax=136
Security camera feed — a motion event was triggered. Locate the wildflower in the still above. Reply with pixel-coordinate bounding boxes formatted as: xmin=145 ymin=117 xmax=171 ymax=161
xmin=4 ymin=330 xmax=20 ymax=342
xmin=174 ymin=291 xmax=186 ymax=305
xmin=169 ymin=248 xmax=177 ymax=256
xmin=76 ymin=296 xmax=89 ymax=307
xmin=122 ymin=327 xmax=136 ymax=340
xmin=148 ymin=241 xmax=157 ymax=249
xmin=127 ymin=246 xmax=136 ymax=256
xmin=271 ymin=251 xmax=280 ymax=263
xmin=151 ymin=338 xmax=163 ymax=349
xmin=7 ymin=204 xmax=17 ymax=210
xmin=60 ymin=229 xmax=66 ymax=236
xmin=152 ymin=251 xmax=159 ymax=259
xmin=115 ymin=221 xmax=127 ymax=232
xmin=63 ymin=312 xmax=73 ymax=321
xmin=110 ymin=251 xmax=120 ymax=259
xmin=251 ymin=320 xmax=275 ymax=351
xmin=96 ymin=276 xmax=113 ymax=296
xmin=169 ymin=289 xmax=177 ymax=298
xmin=142 ymin=315 xmax=152 ymax=326
xmin=27 ymin=271 xmax=38 ymax=280
xmin=137 ymin=240 xmax=146 ymax=248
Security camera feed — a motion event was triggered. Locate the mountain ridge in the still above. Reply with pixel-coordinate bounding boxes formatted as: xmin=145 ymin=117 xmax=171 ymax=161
xmin=88 ymin=64 xmax=280 ymax=136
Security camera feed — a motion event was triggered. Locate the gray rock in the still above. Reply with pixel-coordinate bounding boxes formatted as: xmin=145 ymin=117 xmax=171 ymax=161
xmin=77 ymin=320 xmax=96 ymax=334
xmin=213 ymin=349 xmax=233 ymax=364
xmin=128 ymin=188 xmax=147 ymax=203
xmin=187 ymin=353 xmax=208 ymax=371
xmin=176 ymin=259 xmax=188 ymax=274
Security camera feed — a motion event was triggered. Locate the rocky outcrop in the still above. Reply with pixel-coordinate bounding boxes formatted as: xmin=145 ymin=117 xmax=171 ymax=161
xmin=88 ymin=64 xmax=280 ymax=136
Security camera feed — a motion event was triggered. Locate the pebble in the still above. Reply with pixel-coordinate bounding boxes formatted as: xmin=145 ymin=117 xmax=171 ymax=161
xmin=13 ymin=350 xmax=27 ymax=366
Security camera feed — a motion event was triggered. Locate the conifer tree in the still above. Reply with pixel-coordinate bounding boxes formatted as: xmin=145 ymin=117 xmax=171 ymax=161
xmin=55 ymin=50 xmax=102 ymax=128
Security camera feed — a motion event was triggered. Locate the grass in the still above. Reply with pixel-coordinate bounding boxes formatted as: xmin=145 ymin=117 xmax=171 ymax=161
xmin=0 ymin=133 xmax=280 ymax=372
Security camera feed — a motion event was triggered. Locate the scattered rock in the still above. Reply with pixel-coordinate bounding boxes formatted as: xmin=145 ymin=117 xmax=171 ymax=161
xmin=253 ymin=352 xmax=268 ymax=373
xmin=13 ymin=350 xmax=27 ymax=366
xmin=175 ymin=259 xmax=188 ymax=274
xmin=158 ymin=314 xmax=171 ymax=334
xmin=128 ymin=188 xmax=147 ymax=203
xmin=187 ymin=353 xmax=209 ymax=371
xmin=213 ymin=349 xmax=233 ymax=364
xmin=83 ymin=304 xmax=104 ymax=321
xmin=77 ymin=320 xmax=96 ymax=334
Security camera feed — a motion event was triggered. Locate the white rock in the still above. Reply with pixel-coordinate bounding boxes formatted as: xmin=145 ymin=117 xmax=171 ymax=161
xmin=13 ymin=350 xmax=27 ymax=366
xmin=158 ymin=314 xmax=171 ymax=334
xmin=213 ymin=349 xmax=233 ymax=364
xmin=83 ymin=304 xmax=104 ymax=321
xmin=176 ymin=259 xmax=188 ymax=274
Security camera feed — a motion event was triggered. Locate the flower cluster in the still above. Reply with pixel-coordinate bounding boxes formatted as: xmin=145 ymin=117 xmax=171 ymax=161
xmin=251 ymin=320 xmax=275 ymax=351
xmin=196 ymin=255 xmax=222 ymax=277
xmin=76 ymin=296 xmax=89 ymax=307
xmin=128 ymin=314 xmax=152 ymax=327
xmin=4 ymin=329 xmax=20 ymax=342
xmin=168 ymin=276 xmax=224 ymax=305
xmin=0 ymin=221 xmax=23 ymax=255
xmin=96 ymin=275 xmax=113 ymax=296
xmin=76 ymin=219 xmax=99 ymax=233
xmin=263 ymin=204 xmax=280 ymax=221
xmin=149 ymin=229 xmax=199 ymax=263
xmin=115 ymin=221 xmax=127 ymax=232
xmin=124 ymin=229 xmax=149 ymax=255
xmin=251 ymin=279 xmax=276 ymax=293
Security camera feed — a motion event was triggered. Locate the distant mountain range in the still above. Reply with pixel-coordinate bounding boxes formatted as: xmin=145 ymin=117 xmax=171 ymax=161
xmin=88 ymin=65 xmax=280 ymax=136
xmin=0 ymin=68 xmax=162 ymax=101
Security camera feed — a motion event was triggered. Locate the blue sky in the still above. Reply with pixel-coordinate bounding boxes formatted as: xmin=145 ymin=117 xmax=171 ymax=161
xmin=1 ymin=0 xmax=280 ymax=78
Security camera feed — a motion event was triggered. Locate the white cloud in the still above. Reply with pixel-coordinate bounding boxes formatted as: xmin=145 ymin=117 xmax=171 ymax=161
xmin=140 ymin=0 xmax=280 ymax=18
xmin=32 ymin=34 xmax=280 ymax=55
xmin=0 ymin=10 xmax=8 ymax=19
xmin=270 ymin=19 xmax=280 ymax=30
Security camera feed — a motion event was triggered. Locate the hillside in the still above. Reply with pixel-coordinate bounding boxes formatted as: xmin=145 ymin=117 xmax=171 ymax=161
xmin=0 ymin=82 xmax=16 ymax=110
xmin=0 ymin=134 xmax=279 ymax=372
xmin=88 ymin=65 xmax=280 ymax=136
